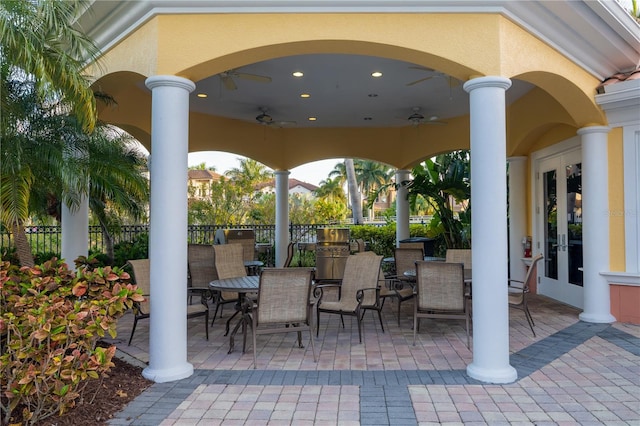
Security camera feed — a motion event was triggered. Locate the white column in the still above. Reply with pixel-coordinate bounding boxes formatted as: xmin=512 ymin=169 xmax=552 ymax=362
xmin=61 ymin=196 xmax=89 ymax=267
xmin=143 ymin=75 xmax=195 ymax=383
xmin=464 ymin=76 xmax=517 ymax=384
xmin=578 ymin=126 xmax=616 ymax=323
xmin=507 ymin=156 xmax=528 ymax=283
xmin=395 ymin=169 xmax=411 ymax=246
xmin=275 ymin=170 xmax=290 ymax=267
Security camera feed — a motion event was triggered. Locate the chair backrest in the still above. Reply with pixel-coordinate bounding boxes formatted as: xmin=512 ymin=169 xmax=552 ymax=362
xmin=214 ymin=244 xmax=247 ymax=279
xmin=445 ymin=249 xmax=472 ymax=270
xmin=415 ymin=261 xmax=465 ymax=311
xmin=523 ymin=253 xmax=544 ymax=292
xmin=188 ymin=244 xmax=218 ymax=287
xmin=283 ymin=242 xmax=296 ymax=267
xmin=127 ymin=259 xmax=150 ymax=314
xmin=257 ymin=268 xmax=314 ymax=325
xmin=399 ymin=241 xmax=424 ymax=251
xmin=341 ymin=254 xmax=382 ymax=306
xmin=394 ymin=247 xmax=425 ymax=277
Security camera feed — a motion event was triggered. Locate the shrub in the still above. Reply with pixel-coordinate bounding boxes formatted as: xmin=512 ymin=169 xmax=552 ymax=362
xmin=0 ymin=258 xmax=143 ymax=425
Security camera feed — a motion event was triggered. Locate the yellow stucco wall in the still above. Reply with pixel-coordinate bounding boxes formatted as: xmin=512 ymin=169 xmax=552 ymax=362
xmin=608 ymin=127 xmax=625 ymax=271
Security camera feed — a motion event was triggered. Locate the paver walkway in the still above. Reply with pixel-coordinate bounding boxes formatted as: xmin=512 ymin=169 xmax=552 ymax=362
xmin=105 ymin=294 xmax=640 ymax=425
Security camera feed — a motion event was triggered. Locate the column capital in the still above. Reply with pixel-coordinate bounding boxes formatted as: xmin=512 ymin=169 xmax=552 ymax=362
xmin=145 ymin=75 xmax=195 ymax=92
xmin=274 ymin=170 xmax=291 ymax=176
xmin=577 ymin=125 xmax=610 ymax=136
xmin=463 ymin=76 xmax=512 ymax=93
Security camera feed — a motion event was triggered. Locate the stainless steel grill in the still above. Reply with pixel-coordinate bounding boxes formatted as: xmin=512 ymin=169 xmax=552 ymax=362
xmin=315 ymin=228 xmax=350 ymax=281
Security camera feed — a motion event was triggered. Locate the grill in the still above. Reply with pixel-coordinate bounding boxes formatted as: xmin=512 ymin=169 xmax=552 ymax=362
xmin=315 ymin=228 xmax=350 ymax=281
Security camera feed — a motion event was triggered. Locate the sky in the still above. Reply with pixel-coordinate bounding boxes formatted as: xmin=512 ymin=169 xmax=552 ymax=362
xmin=188 ymin=151 xmax=341 ymax=186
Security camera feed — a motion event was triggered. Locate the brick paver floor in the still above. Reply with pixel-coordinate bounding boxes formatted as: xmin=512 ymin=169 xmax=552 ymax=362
xmin=104 ymin=293 xmax=640 ymax=425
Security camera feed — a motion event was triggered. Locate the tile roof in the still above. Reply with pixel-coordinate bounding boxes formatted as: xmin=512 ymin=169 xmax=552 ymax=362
xmin=188 ymin=169 xmax=222 ymax=180
xmin=596 ymin=66 xmax=640 ymax=94
xmin=256 ymin=178 xmax=319 ymax=191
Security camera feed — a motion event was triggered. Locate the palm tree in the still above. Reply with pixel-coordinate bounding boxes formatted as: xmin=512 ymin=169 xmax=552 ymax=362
xmin=357 ymin=160 xmax=393 ymax=219
xmin=1 ymin=0 xmax=103 ymax=266
xmin=225 ymin=158 xmax=273 ymax=188
xmin=314 ymin=177 xmax=346 ymax=202
xmin=0 ymin=0 xmax=100 ymax=132
xmin=344 ymin=159 xmax=364 ymax=224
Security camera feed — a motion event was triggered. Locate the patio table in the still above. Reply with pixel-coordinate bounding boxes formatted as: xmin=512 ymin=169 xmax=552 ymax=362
xmin=209 ymin=275 xmax=260 ymax=353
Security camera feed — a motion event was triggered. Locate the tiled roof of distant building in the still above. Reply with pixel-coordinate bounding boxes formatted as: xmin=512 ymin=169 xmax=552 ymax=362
xmin=256 ymin=178 xmax=319 ymax=191
xmin=596 ymin=66 xmax=640 ymax=94
xmin=188 ymin=169 xmax=222 ymax=180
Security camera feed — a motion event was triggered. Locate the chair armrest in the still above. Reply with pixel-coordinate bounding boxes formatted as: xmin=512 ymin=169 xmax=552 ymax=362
xmin=356 ymin=287 xmax=380 ymax=304
xmin=313 ymin=282 xmax=342 ymax=304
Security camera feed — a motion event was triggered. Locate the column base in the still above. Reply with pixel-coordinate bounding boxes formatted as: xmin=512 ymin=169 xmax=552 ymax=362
xmin=578 ymin=312 xmax=616 ymax=323
xmin=142 ymin=362 xmax=194 ymax=383
xmin=467 ymin=363 xmax=517 ymax=384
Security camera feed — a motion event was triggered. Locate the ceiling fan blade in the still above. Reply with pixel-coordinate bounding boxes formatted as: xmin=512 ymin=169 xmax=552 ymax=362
xmin=236 ymin=72 xmax=272 ymax=83
xmin=221 ymin=75 xmax=237 ymax=90
xmin=406 ymin=76 xmax=434 ymax=86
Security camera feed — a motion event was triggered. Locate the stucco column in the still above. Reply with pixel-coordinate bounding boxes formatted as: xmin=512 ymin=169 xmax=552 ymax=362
xmin=143 ymin=75 xmax=195 ymax=383
xmin=61 ymin=195 xmax=89 ymax=267
xmin=578 ymin=126 xmax=615 ymax=323
xmin=507 ymin=156 xmax=528 ymax=284
xmin=275 ymin=170 xmax=290 ymax=267
xmin=395 ymin=169 xmax=411 ymax=246
xmin=464 ymin=76 xmax=517 ymax=384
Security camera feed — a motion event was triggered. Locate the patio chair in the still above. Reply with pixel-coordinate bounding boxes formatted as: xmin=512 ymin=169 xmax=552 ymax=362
xmin=445 ymin=249 xmax=472 ymax=269
xmin=509 ymin=253 xmax=543 ymax=337
xmin=187 ymin=243 xmax=238 ymax=325
xmin=283 ymin=241 xmax=296 ymax=267
xmin=127 ymin=259 xmax=209 ymax=346
xmin=384 ymin=247 xmax=423 ymax=325
xmin=315 ymin=254 xmax=384 ymax=343
xmin=250 ymin=267 xmax=317 ymax=368
xmin=413 ymin=261 xmax=470 ymax=348
xmin=446 ymin=249 xmax=472 ymax=297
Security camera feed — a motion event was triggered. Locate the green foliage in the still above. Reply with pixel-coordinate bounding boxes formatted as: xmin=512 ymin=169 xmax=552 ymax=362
xmin=0 ymin=258 xmax=144 ymax=425
xmin=407 ymin=151 xmax=471 ymax=249
xmin=112 ymin=233 xmax=148 ymax=268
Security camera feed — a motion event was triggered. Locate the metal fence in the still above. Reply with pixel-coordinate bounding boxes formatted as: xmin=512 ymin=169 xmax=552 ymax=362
xmin=0 ymin=223 xmax=344 ymax=255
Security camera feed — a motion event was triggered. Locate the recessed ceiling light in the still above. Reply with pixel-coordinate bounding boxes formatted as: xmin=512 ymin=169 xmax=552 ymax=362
xmin=371 ymin=71 xmax=383 ymax=78
xmin=196 ymin=93 xmax=207 ymax=98
xmin=368 ymin=93 xmax=378 ymax=98
xmin=364 ymin=117 xmax=373 ymax=121
xmin=308 ymin=117 xmax=317 ymax=121
xmin=300 ymin=93 xmax=311 ymax=98
xmin=293 ymin=71 xmax=304 ymax=77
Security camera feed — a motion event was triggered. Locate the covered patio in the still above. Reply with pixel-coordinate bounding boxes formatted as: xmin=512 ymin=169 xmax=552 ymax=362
xmin=103 ymin=293 xmax=640 ymax=424
xmin=71 ymin=0 xmax=640 ymax=385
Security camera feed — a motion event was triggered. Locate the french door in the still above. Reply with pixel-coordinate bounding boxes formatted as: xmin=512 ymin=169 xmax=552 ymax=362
xmin=536 ymin=149 xmax=583 ymax=308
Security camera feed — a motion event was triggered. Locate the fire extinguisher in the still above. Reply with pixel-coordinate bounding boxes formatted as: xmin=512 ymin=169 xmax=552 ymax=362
xmin=523 ymin=236 xmax=532 ymax=258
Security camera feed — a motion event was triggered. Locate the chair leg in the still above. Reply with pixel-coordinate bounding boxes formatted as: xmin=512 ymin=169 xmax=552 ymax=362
xmin=397 ymin=299 xmax=402 ymax=326
xmin=308 ymin=329 xmax=317 ymax=362
xmin=340 ymin=314 xmax=345 ymax=329
xmin=252 ymin=326 xmax=258 ymax=370
xmin=356 ymin=310 xmax=363 ymax=343
xmin=524 ymin=306 xmax=536 ymax=337
xmin=316 ymin=309 xmax=321 ymax=337
xmin=205 ymin=311 xmax=209 ymax=340
xmin=297 ymin=330 xmax=303 ymax=348
xmin=128 ymin=317 xmax=138 ymax=346
xmin=212 ymin=303 xmax=221 ymax=326
xmin=413 ymin=316 xmax=418 ymax=346
xmin=376 ymin=309 xmax=385 ymax=333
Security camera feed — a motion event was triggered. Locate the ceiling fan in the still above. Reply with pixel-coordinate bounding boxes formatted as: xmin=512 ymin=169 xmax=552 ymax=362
xmin=255 ymin=107 xmax=296 ymax=127
xmin=407 ymin=107 xmax=447 ymax=126
xmin=219 ymin=68 xmax=272 ymax=90
xmin=405 ymin=66 xmax=461 ymax=88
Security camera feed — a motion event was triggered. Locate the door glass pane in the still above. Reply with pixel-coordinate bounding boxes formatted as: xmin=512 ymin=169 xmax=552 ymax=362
xmin=566 ymin=163 xmax=583 ymax=286
xmin=544 ymin=170 xmax=558 ymax=279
